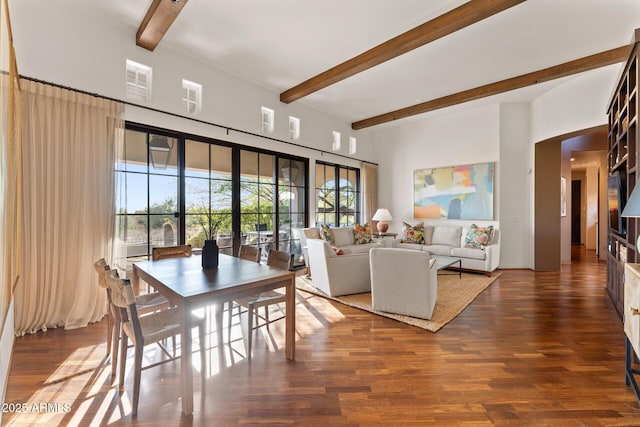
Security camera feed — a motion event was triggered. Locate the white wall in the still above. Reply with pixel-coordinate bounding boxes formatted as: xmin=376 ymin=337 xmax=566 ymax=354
xmin=531 ymin=65 xmax=622 ymax=143
xmin=9 ymin=1 xmax=375 ymax=165
xmin=372 ymin=104 xmax=501 ymax=229
xmin=499 ymin=104 xmax=533 ymax=268
xmin=586 ymin=166 xmax=599 ymax=250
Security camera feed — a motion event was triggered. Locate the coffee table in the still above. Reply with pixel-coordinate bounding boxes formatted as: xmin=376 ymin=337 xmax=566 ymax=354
xmin=433 ymin=256 xmax=462 ymax=279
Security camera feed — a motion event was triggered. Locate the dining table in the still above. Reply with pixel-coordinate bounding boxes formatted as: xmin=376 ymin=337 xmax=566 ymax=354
xmin=131 ymin=253 xmax=296 ymax=416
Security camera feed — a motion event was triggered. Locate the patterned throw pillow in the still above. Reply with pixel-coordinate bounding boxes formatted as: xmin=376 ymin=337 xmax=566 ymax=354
xmin=353 ymin=223 xmax=372 ymax=245
xmin=464 ymin=224 xmax=494 ymax=249
xmin=320 ymin=225 xmax=336 ymax=245
xmin=402 ymin=221 xmax=425 ymax=244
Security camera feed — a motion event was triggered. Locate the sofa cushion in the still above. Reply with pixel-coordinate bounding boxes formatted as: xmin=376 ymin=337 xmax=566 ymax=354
xmin=423 ymin=245 xmax=454 ymax=257
xmin=341 ymin=242 xmax=382 ymax=254
xmin=464 ymin=224 xmax=494 ymax=249
xmin=353 ymin=223 xmax=372 ymax=245
xmin=333 ymin=227 xmax=354 ymax=247
xmin=320 ymin=225 xmax=336 ymax=245
xmin=431 ymin=225 xmax=461 ymax=247
xmin=394 ymin=242 xmax=425 ymax=251
xmin=451 ymin=247 xmax=487 ymax=260
xmin=401 ymin=221 xmax=425 ymax=244
xmin=423 ymin=225 xmax=434 ymax=245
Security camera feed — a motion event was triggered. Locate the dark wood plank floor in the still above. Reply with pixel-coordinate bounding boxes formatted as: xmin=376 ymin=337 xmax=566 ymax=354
xmin=5 ymin=246 xmax=640 ymax=426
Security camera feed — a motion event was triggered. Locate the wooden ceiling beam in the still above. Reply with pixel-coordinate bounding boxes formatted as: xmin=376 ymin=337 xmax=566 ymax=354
xmin=280 ymin=0 xmax=527 ymax=104
xmin=136 ymin=0 xmax=188 ymax=51
xmin=352 ymin=45 xmax=630 ymax=130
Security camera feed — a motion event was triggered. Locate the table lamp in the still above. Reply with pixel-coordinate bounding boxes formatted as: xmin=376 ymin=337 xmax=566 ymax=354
xmin=622 ymin=186 xmax=640 ymax=249
xmin=372 ymin=208 xmax=393 ymax=233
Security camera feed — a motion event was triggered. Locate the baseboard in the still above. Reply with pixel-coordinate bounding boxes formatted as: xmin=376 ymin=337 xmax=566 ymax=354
xmin=0 ymin=298 xmax=15 ymax=425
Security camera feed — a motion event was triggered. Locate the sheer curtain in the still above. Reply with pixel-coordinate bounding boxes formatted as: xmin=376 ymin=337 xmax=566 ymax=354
xmin=16 ymin=79 xmax=124 ymax=335
xmin=361 ymin=162 xmax=378 ymax=224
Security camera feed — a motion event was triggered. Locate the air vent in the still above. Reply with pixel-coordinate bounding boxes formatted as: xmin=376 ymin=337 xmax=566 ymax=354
xmin=126 ymin=59 xmax=152 ymax=102
xmin=332 ymin=131 xmax=341 ymax=151
xmin=261 ymin=107 xmax=274 ymax=134
xmin=349 ymin=137 xmax=357 ymax=155
xmin=182 ymin=79 xmax=202 ymax=115
xmin=289 ymin=116 xmax=300 ymax=140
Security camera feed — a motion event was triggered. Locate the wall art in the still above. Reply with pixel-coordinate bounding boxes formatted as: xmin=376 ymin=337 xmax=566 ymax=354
xmin=413 ymin=162 xmax=495 ymax=220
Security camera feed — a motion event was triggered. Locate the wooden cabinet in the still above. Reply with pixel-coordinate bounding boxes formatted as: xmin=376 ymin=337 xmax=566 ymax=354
xmin=608 ymin=29 xmax=640 ymax=318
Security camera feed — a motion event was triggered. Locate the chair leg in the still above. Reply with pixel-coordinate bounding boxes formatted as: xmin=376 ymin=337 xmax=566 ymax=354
xmin=106 ymin=313 xmax=113 ymax=357
xmin=247 ymin=302 xmax=254 ymax=359
xmin=131 ymin=342 xmax=143 ymax=417
xmin=111 ymin=317 xmax=121 ymax=378
xmin=118 ymin=331 xmax=128 ymax=391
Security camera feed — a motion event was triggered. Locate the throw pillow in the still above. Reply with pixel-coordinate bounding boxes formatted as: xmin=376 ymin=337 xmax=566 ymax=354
xmin=303 ymin=228 xmax=320 ymax=240
xmin=464 ymin=224 xmax=494 ymax=249
xmin=320 ymin=225 xmax=336 ymax=245
xmin=401 ymin=221 xmax=425 ymax=244
xmin=353 ymin=223 xmax=372 ymax=245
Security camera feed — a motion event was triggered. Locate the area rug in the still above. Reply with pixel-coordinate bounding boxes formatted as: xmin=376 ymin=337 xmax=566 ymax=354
xmin=295 ymin=272 xmax=500 ymax=332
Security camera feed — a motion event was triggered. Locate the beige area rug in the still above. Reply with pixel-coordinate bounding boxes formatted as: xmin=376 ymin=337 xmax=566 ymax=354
xmin=296 ymin=271 xmax=501 ymax=332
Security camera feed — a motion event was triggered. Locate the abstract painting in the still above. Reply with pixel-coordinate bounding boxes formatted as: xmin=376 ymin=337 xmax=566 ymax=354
xmin=413 ymin=162 xmax=495 ymax=220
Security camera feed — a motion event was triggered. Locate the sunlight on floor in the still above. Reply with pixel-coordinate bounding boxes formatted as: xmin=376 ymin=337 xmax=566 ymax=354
xmin=5 ymin=290 xmax=344 ymax=424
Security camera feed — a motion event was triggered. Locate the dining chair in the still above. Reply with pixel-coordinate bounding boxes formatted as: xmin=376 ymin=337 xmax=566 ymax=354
xmin=238 ymin=244 xmax=261 ymax=263
xmin=94 ymin=259 xmax=171 ymax=377
xmin=231 ymin=249 xmax=293 ymax=359
xmin=108 ymin=272 xmax=206 ymax=417
xmin=152 ymin=244 xmax=192 ymax=261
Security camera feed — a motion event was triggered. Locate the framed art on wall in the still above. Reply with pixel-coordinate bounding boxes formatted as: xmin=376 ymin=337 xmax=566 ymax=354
xmin=413 ymin=162 xmax=495 ymax=220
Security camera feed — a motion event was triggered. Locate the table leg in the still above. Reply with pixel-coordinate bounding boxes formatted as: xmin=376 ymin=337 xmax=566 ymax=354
xmin=458 ymin=260 xmax=462 ymax=279
xmin=285 ymin=275 xmax=295 ymax=360
xmin=181 ymin=304 xmax=193 ymax=416
xmin=131 ymin=266 xmax=141 ymax=295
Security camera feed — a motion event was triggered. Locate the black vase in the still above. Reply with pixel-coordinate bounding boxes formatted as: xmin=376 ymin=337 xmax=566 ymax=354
xmin=201 ymin=239 xmax=219 ymax=269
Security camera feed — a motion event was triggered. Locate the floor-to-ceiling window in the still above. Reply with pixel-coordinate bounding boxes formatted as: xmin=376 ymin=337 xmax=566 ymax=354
xmin=116 ymin=129 xmax=180 ymax=260
xmin=184 ymin=140 xmax=233 ymax=253
xmin=315 ymin=162 xmax=360 ymax=226
xmin=117 ymin=124 xmax=308 ymax=266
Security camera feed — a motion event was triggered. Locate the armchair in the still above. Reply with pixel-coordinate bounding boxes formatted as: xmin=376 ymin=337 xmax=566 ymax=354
xmin=305 ymin=238 xmax=371 ymax=297
xmin=369 ymin=248 xmax=437 ymax=320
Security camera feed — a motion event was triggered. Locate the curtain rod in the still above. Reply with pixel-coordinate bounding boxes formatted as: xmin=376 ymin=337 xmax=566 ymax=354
xmin=19 ymin=74 xmax=378 ymax=166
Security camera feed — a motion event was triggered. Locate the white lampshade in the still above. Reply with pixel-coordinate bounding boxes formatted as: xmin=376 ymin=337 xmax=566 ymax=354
xmin=372 ymin=208 xmax=393 ymax=222
xmin=622 ymin=186 xmax=640 ymax=250
xmin=622 ymin=186 xmax=640 ymax=218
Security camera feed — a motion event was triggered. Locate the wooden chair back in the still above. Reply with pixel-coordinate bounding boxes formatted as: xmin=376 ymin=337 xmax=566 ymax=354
xmin=266 ymin=249 xmax=293 ymax=270
xmin=93 ymin=258 xmax=110 ymax=289
xmin=152 ymin=245 xmax=192 ymax=261
xmin=238 ymin=244 xmax=261 ymax=263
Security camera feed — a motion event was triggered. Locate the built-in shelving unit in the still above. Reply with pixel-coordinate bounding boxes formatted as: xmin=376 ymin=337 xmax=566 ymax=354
xmin=608 ymin=29 xmax=640 ymax=318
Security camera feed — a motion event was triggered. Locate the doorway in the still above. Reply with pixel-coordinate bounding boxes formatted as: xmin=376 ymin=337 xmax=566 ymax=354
xmin=571 ymin=180 xmax=581 ymax=244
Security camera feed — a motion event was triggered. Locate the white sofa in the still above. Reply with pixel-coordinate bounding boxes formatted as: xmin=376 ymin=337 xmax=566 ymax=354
xmin=392 ymin=224 xmax=500 ymax=275
xmin=370 ymin=248 xmax=438 ymax=319
xmin=300 ymin=226 xmax=383 ymax=272
xmin=305 ymin=238 xmax=372 ymax=296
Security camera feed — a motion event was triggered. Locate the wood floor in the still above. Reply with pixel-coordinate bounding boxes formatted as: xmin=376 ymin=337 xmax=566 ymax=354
xmin=5 ymin=246 xmax=640 ymax=426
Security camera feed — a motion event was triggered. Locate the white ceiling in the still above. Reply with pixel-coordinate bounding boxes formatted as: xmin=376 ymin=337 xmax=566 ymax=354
xmin=40 ymin=0 xmax=640 ymax=126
